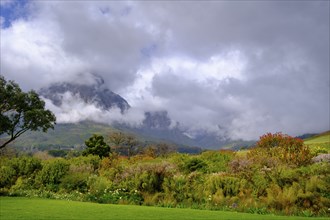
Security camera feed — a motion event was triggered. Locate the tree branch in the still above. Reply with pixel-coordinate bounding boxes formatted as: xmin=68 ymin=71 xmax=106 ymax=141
xmin=0 ymin=137 xmax=15 ymax=149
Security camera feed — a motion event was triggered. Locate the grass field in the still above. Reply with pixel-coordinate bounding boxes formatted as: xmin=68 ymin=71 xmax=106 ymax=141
xmin=304 ymin=131 xmax=330 ymax=144
xmin=0 ymin=197 xmax=328 ymax=220
xmin=304 ymin=131 xmax=330 ymax=151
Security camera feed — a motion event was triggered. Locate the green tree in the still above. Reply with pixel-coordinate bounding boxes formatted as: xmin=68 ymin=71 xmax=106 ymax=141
xmin=83 ymin=134 xmax=110 ymax=158
xmin=0 ymin=76 xmax=56 ymax=149
xmin=109 ymin=132 xmax=139 ymax=158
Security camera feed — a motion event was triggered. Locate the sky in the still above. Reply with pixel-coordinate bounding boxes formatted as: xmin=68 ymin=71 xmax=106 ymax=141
xmin=1 ymin=0 xmax=329 ymax=140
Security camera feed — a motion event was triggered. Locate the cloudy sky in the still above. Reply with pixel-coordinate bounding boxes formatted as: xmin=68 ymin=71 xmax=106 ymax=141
xmin=1 ymin=0 xmax=329 ymax=140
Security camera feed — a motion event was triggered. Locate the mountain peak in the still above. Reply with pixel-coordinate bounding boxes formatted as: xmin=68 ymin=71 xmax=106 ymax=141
xmin=39 ymin=80 xmax=130 ymax=113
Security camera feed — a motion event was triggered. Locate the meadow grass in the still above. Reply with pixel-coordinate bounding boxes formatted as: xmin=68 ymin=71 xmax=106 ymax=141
xmin=304 ymin=132 xmax=329 ymax=144
xmin=304 ymin=131 xmax=330 ymax=151
xmin=0 ymin=197 xmax=328 ymax=220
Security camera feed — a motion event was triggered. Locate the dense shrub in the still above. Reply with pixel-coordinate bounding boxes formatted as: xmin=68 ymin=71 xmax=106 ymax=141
xmin=36 ymin=159 xmax=69 ymax=190
xmin=15 ymin=157 xmax=42 ymax=177
xmin=0 ymin=165 xmax=16 ymax=188
xmin=183 ymin=158 xmax=208 ymax=173
xmin=200 ymin=150 xmax=234 ymax=173
xmin=60 ymin=172 xmax=89 ymax=192
xmin=85 ymin=175 xmax=143 ymax=204
xmin=253 ymin=133 xmax=312 ymax=166
xmin=117 ymin=162 xmax=175 ymax=194
xmin=48 ymin=150 xmax=68 ymax=157
xmin=206 ymin=174 xmax=241 ymax=197
xmin=69 ymin=155 xmax=101 ymax=172
xmin=1 ymin=143 xmax=329 ymax=217
xmin=0 ymin=156 xmax=42 ymax=189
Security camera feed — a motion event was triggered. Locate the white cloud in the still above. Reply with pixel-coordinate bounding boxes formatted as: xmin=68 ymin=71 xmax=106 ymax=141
xmin=1 ymin=1 xmax=329 ymax=140
xmin=43 ymin=91 xmax=146 ymax=127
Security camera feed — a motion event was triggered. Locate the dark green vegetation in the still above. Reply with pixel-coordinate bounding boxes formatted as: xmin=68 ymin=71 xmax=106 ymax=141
xmin=0 ymin=76 xmax=56 ymax=149
xmin=1 ymin=133 xmax=329 ymax=217
xmin=83 ymin=134 xmax=111 ymax=158
xmin=3 ymin=197 xmax=327 ymax=220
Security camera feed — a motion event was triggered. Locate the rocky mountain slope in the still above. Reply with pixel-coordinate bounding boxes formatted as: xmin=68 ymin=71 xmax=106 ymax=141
xmin=32 ymin=78 xmax=254 ymax=150
xmin=39 ymin=80 xmax=130 ymax=113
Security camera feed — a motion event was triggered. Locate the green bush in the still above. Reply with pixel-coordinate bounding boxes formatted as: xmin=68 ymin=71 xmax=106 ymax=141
xmin=0 ymin=156 xmax=42 ymax=189
xmin=18 ymin=157 xmax=42 ymax=176
xmin=0 ymin=165 xmax=16 ymax=188
xmin=183 ymin=158 xmax=208 ymax=173
xmin=206 ymin=174 xmax=241 ymax=197
xmin=5 ymin=156 xmax=42 ymax=177
xmin=36 ymin=159 xmax=69 ymax=190
xmin=48 ymin=150 xmax=68 ymax=157
xmin=118 ymin=162 xmax=175 ymax=194
xmin=69 ymin=155 xmax=101 ymax=173
xmin=200 ymin=151 xmax=234 ymax=173
xmin=85 ymin=175 xmax=143 ymax=204
xmin=60 ymin=173 xmax=89 ymax=192
xmin=1 ymin=143 xmax=330 ymax=217
xmin=163 ymin=174 xmax=187 ymax=203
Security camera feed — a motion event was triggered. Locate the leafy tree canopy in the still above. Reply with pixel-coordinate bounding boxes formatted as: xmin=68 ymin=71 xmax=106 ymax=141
xmin=0 ymin=75 xmax=56 ymax=149
xmin=83 ymin=134 xmax=111 ymax=158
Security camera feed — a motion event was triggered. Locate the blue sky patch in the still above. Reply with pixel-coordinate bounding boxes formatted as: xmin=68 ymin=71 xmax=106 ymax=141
xmin=1 ymin=0 xmax=30 ymax=28
xmin=140 ymin=43 xmax=157 ymax=58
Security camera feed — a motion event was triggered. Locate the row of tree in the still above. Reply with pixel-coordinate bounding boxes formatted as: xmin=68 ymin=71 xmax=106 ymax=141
xmin=82 ymin=132 xmax=174 ymax=159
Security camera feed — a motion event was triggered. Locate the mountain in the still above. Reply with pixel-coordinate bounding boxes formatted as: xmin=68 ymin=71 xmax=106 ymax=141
xmin=9 ymin=121 xmax=202 ymax=154
xmin=117 ymin=111 xmax=254 ymax=149
xmin=33 ymin=78 xmax=254 ymax=150
xmin=39 ymin=80 xmax=130 ymax=113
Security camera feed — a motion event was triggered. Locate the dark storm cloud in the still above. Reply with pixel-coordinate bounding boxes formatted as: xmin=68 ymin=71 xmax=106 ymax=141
xmin=48 ymin=1 xmax=152 ymax=90
xmin=1 ymin=1 xmax=329 ymax=139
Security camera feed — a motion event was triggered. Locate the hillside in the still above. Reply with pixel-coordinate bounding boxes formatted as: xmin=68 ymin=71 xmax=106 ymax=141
xmin=304 ymin=130 xmax=330 ymax=151
xmin=304 ymin=130 xmax=330 ymax=143
xmin=10 ymin=122 xmax=118 ymax=151
xmin=4 ymin=121 xmax=202 ymax=154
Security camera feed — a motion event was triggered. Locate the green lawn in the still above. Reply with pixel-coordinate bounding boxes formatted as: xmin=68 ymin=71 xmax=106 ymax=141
xmin=0 ymin=197 xmax=328 ymax=220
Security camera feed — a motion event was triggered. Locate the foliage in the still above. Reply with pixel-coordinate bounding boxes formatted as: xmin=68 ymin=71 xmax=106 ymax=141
xmin=252 ymin=132 xmax=312 ymax=167
xmin=1 ymin=133 xmax=330 ymax=217
xmin=0 ymin=156 xmax=42 ymax=189
xmin=109 ymin=132 xmax=140 ymax=158
xmin=48 ymin=150 xmax=68 ymax=157
xmin=60 ymin=173 xmax=89 ymax=193
xmin=36 ymin=159 xmax=70 ymax=190
xmin=200 ymin=150 xmax=234 ymax=172
xmin=183 ymin=158 xmax=208 ymax=173
xmin=206 ymin=174 xmax=241 ymax=197
xmin=0 ymin=165 xmax=16 ymax=188
xmin=0 ymin=76 xmax=56 ymax=149
xmin=82 ymin=134 xmax=110 ymax=158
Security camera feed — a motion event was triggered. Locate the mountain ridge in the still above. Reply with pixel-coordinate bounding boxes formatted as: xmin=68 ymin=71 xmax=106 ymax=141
xmin=39 ymin=81 xmax=130 ymax=113
xmin=35 ymin=79 xmax=254 ymax=150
